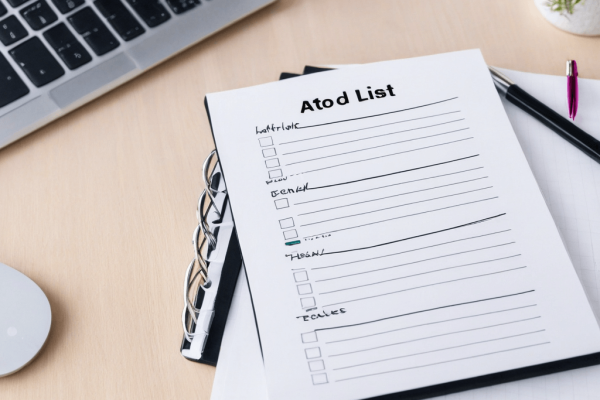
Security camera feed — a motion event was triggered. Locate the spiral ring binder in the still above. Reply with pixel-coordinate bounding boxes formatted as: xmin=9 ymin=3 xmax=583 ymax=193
xmin=180 ymin=150 xmax=244 ymax=365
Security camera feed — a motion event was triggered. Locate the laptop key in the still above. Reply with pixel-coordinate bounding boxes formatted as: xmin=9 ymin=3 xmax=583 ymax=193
xmin=165 ymin=0 xmax=197 ymax=15
xmin=50 ymin=0 xmax=84 ymax=14
xmin=9 ymin=37 xmax=64 ymax=87
xmin=68 ymin=7 xmax=119 ymax=56
xmin=125 ymin=0 xmax=170 ymax=28
xmin=20 ymin=0 xmax=58 ymax=31
xmin=7 ymin=0 xmax=30 ymax=7
xmin=0 ymin=1 xmax=8 ymax=17
xmin=94 ymin=0 xmax=144 ymax=41
xmin=0 ymin=52 xmax=29 ymax=108
xmin=44 ymin=23 xmax=91 ymax=70
xmin=0 ymin=15 xmax=28 ymax=46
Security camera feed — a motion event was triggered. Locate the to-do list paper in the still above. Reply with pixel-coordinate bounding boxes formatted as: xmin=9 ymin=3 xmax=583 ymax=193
xmin=205 ymin=50 xmax=600 ymax=400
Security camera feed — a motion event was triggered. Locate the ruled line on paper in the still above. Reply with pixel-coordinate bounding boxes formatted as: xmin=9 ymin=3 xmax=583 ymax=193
xmin=299 ymin=184 xmax=492 ymax=219
xmin=281 ymin=124 xmax=467 ymax=157
xmin=325 ymin=304 xmax=538 ymax=344
xmin=329 ymin=319 xmax=542 ymax=357
xmin=316 ymin=254 xmax=522 ymax=289
xmin=284 ymin=129 xmax=470 ymax=166
xmin=303 ymin=155 xmax=480 ymax=190
xmin=292 ymin=138 xmax=474 ymax=175
xmin=305 ymin=199 xmax=500 ymax=241
xmin=334 ymin=342 xmax=551 ymax=382
xmin=295 ymin=168 xmax=485 ymax=205
xmin=278 ymin=111 xmax=462 ymax=146
xmin=315 ymin=229 xmax=512 ymax=270
xmin=309 ymin=290 xmax=536 ymax=334
xmin=321 ymin=266 xmax=527 ymax=308
xmin=332 ymin=330 xmax=546 ymax=371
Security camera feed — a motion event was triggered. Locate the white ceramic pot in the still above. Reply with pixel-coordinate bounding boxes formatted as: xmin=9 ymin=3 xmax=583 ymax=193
xmin=534 ymin=0 xmax=600 ymax=36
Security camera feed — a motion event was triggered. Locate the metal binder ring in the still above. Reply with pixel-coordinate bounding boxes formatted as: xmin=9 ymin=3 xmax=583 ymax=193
xmin=202 ymin=150 xmax=226 ymax=217
xmin=183 ymin=254 xmax=212 ymax=329
xmin=197 ymin=190 xmax=217 ymax=248
xmin=191 ymin=228 xmax=210 ymax=283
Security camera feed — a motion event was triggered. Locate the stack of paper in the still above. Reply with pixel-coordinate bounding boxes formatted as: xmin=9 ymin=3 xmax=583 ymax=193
xmin=209 ymin=59 xmax=600 ymax=400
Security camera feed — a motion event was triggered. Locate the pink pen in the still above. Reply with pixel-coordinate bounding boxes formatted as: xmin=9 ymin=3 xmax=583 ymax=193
xmin=567 ymin=60 xmax=578 ymax=120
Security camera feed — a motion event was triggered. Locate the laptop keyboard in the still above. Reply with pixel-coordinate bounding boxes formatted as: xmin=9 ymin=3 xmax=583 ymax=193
xmin=0 ymin=0 xmax=201 ymax=108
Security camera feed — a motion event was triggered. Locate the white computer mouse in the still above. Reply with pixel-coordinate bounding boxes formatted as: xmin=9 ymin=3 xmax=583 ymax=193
xmin=0 ymin=262 xmax=51 ymax=377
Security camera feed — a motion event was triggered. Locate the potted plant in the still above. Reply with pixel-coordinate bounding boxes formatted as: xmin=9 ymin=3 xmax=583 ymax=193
xmin=534 ymin=0 xmax=600 ymax=35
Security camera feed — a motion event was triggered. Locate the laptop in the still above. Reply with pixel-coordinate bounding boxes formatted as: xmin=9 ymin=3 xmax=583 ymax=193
xmin=0 ymin=0 xmax=277 ymax=149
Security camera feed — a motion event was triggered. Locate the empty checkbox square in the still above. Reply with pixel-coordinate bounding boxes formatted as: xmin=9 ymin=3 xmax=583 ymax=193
xmin=294 ymin=271 xmax=308 ymax=282
xmin=269 ymin=169 xmax=283 ymax=178
xmin=283 ymin=229 xmax=298 ymax=240
xmin=300 ymin=297 xmax=315 ymax=309
xmin=274 ymin=198 xmax=289 ymax=209
xmin=312 ymin=373 xmax=328 ymax=385
xmin=279 ymin=218 xmax=294 ymax=229
xmin=297 ymin=283 xmax=313 ymax=295
xmin=305 ymin=347 xmax=321 ymax=359
xmin=265 ymin=158 xmax=280 ymax=168
xmin=262 ymin=148 xmax=277 ymax=158
xmin=301 ymin=331 xmax=318 ymax=343
xmin=308 ymin=360 xmax=325 ymax=372
xmin=259 ymin=137 xmax=273 ymax=147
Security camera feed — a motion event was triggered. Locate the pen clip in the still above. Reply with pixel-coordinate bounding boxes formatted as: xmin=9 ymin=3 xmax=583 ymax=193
xmin=566 ymin=60 xmax=575 ymax=77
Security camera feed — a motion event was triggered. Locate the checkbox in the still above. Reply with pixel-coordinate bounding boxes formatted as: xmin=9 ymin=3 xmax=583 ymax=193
xmin=301 ymin=331 xmax=318 ymax=343
xmin=300 ymin=297 xmax=315 ymax=309
xmin=274 ymin=198 xmax=289 ymax=209
xmin=262 ymin=148 xmax=277 ymax=158
xmin=311 ymin=373 xmax=328 ymax=385
xmin=265 ymin=158 xmax=280 ymax=168
xmin=269 ymin=169 xmax=283 ymax=178
xmin=283 ymin=229 xmax=298 ymax=240
xmin=305 ymin=347 xmax=321 ymax=359
xmin=279 ymin=218 xmax=295 ymax=229
xmin=294 ymin=271 xmax=308 ymax=282
xmin=308 ymin=360 xmax=325 ymax=372
xmin=297 ymin=283 xmax=313 ymax=295
xmin=259 ymin=137 xmax=273 ymax=147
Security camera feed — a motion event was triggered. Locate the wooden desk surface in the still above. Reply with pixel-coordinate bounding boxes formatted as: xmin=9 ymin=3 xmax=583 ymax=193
xmin=1 ymin=0 xmax=599 ymax=398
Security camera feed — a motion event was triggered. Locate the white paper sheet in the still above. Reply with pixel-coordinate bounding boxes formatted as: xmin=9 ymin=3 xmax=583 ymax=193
xmin=206 ymin=52 xmax=600 ymax=400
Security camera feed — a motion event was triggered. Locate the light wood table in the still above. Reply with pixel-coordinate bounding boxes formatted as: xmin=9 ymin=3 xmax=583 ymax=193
xmin=1 ymin=0 xmax=599 ymax=398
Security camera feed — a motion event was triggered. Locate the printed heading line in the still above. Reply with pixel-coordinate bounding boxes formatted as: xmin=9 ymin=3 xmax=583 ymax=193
xmin=296 ymin=97 xmax=459 ymax=130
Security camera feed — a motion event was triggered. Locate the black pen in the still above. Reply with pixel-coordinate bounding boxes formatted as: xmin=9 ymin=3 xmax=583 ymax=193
xmin=489 ymin=66 xmax=600 ymax=164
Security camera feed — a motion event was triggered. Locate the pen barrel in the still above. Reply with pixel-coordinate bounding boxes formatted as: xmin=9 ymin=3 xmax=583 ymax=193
xmin=506 ymin=85 xmax=600 ymax=164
